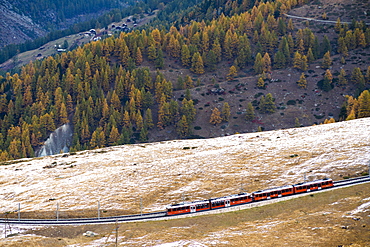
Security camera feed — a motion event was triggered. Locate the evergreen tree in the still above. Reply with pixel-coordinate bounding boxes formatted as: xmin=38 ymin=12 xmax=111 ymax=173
xmin=176 ymin=115 xmax=190 ymax=138
xmin=139 ymin=126 xmax=148 ymax=142
xmin=144 ymin=108 xmax=154 ymax=129
xmin=253 ymin=53 xmax=263 ymax=74
xmin=338 ymin=68 xmax=348 ymax=86
xmin=221 ymin=102 xmax=230 ymax=122
xmin=351 ymin=67 xmax=365 ymax=89
xmin=259 ymin=93 xmax=276 ymax=114
xmin=155 ymin=48 xmax=164 ymax=69
xmin=245 ymin=102 xmax=255 ymax=121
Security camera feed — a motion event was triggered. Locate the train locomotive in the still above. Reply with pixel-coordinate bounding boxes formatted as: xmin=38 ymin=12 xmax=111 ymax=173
xmin=166 ymin=178 xmax=334 ymax=216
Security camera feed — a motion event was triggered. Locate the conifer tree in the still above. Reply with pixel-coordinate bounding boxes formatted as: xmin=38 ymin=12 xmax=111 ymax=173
xmin=322 ymin=69 xmax=333 ymax=92
xmin=273 ymin=51 xmax=286 ymax=69
xmin=221 ymin=102 xmax=230 ymax=122
xmin=176 ymin=115 xmax=190 ymax=138
xmin=293 ymin=51 xmax=303 ymax=70
xmin=181 ymin=99 xmax=196 ymax=124
xmin=245 ymin=102 xmax=255 ymax=121
xmin=264 ymin=93 xmax=276 ymax=114
xmin=257 ymin=77 xmax=265 ymax=89
xmin=351 ymin=67 xmax=365 ymax=89
xmin=262 ymin=52 xmax=272 ymax=74
xmin=144 ymin=108 xmax=154 ymax=129
xmin=357 ymin=90 xmax=370 ymax=118
xmin=338 ymin=68 xmax=348 ymax=86
xmin=253 ymin=53 xmax=263 ymax=74
xmin=366 ymin=66 xmax=370 ymax=84
xmin=181 ymin=44 xmax=191 ymax=67
xmin=148 ymin=44 xmax=157 ymax=61
xmin=321 ymin=51 xmax=332 ymax=69
xmin=306 ymin=48 xmax=315 ymax=63
xmin=190 ymin=52 xmax=204 ymax=74
xmin=139 ymin=126 xmax=148 ymax=142
xmin=209 ymin=107 xmax=222 ymax=125
xmin=135 ymin=47 xmax=143 ymax=65
xmin=108 ymin=126 xmax=120 ymax=146
xmin=155 ymin=48 xmax=164 ymax=69
xmin=227 ymin=66 xmax=237 ymax=81
xmin=297 ymin=73 xmax=307 ymax=89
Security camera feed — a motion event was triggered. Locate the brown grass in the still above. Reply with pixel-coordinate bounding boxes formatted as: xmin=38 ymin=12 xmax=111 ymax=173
xmin=3 ymin=183 xmax=366 ymax=247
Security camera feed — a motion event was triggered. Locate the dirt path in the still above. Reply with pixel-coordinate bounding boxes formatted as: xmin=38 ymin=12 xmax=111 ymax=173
xmin=284 ymin=13 xmax=370 ymax=25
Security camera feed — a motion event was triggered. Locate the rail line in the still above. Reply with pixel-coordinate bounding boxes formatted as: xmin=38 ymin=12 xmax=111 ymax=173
xmin=1 ymin=176 xmax=369 ymax=226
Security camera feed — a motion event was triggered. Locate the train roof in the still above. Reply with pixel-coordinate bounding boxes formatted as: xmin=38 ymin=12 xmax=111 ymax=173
xmin=252 ymin=184 xmax=293 ymax=195
xmin=167 ymin=199 xmax=210 ymax=209
xmin=293 ymin=178 xmax=332 ymax=186
xmin=210 ymin=192 xmax=251 ymax=202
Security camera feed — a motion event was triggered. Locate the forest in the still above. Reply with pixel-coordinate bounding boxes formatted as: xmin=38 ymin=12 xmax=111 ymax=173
xmin=0 ymin=0 xmax=369 ymax=161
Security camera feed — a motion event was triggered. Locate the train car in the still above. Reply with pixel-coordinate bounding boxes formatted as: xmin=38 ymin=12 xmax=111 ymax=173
xmin=210 ymin=197 xmax=228 ymax=209
xmin=166 ymin=200 xmax=210 ymax=216
xmin=227 ymin=193 xmax=253 ymax=206
xmin=252 ymin=185 xmax=294 ymax=201
xmin=293 ymin=178 xmax=334 ymax=194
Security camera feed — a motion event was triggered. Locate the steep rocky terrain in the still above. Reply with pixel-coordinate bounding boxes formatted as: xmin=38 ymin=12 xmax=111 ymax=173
xmin=0 ymin=0 xmax=46 ymax=48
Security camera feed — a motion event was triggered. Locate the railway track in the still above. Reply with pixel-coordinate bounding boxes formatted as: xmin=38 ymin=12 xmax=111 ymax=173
xmin=1 ymin=176 xmax=369 ymax=226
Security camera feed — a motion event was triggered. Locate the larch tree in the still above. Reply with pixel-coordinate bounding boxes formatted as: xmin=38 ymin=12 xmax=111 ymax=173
xmin=262 ymin=52 xmax=272 ymax=74
xmin=357 ymin=90 xmax=370 ymax=118
xmin=321 ymin=51 xmax=332 ymax=69
xmin=297 ymin=73 xmax=307 ymax=89
xmin=209 ymin=107 xmax=222 ymax=125
xmin=322 ymin=69 xmax=333 ymax=92
xmin=257 ymin=77 xmax=265 ymax=89
xmin=190 ymin=52 xmax=204 ymax=74
xmin=227 ymin=66 xmax=237 ymax=81
xmin=181 ymin=44 xmax=191 ymax=67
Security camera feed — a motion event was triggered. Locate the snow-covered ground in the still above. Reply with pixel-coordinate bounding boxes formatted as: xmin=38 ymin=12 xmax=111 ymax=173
xmin=0 ymin=118 xmax=370 ymax=216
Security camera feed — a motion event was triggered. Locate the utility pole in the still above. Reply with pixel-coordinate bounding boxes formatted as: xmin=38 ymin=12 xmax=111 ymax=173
xmin=304 ymin=172 xmax=307 ymax=182
xmin=98 ymin=201 xmax=100 ymax=219
xmin=115 ymin=219 xmax=119 ymax=247
xmin=18 ymin=203 xmax=20 ymax=221
xmin=140 ymin=198 xmax=143 ymax=216
xmin=56 ymin=203 xmax=59 ymax=221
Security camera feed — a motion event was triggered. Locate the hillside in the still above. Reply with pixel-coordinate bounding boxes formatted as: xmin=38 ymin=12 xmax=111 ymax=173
xmin=0 ymin=0 xmax=369 ymax=163
xmin=0 ymin=118 xmax=369 ymax=246
xmin=0 ymin=0 xmax=125 ymax=48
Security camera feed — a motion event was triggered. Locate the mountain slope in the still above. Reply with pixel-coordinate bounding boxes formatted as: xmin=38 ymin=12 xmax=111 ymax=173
xmin=0 ymin=0 xmax=46 ymax=47
xmin=1 ymin=118 xmax=370 ymax=246
xmin=1 ymin=118 xmax=369 ymax=214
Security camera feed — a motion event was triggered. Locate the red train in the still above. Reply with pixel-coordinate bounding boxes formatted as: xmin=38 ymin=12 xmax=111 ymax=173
xmin=166 ymin=178 xmax=334 ymax=216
